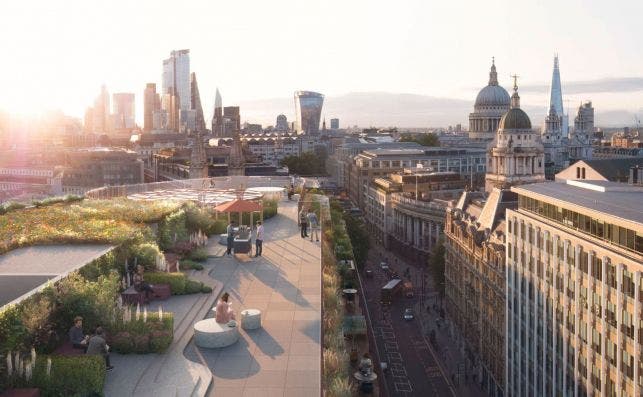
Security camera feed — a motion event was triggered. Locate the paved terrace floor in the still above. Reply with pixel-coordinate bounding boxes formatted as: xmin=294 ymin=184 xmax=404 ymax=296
xmin=104 ymin=199 xmax=321 ymax=397
xmin=186 ymin=200 xmax=322 ymax=397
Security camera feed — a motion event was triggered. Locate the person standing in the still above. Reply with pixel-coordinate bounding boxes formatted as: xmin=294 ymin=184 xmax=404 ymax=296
xmin=299 ymin=208 xmax=308 ymax=238
xmin=86 ymin=326 xmax=114 ymax=370
xmin=226 ymin=221 xmax=236 ymax=256
xmin=306 ymin=208 xmax=320 ymax=242
xmin=255 ymin=221 xmax=264 ymax=257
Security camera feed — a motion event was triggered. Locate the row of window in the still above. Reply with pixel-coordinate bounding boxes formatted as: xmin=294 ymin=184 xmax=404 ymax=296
xmin=517 ymin=195 xmax=643 ymax=254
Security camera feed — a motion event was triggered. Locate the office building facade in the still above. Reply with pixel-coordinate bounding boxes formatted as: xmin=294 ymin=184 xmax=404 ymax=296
xmin=162 ymin=49 xmax=191 ymax=111
xmin=112 ymin=93 xmax=135 ymax=130
xmin=144 ymin=83 xmax=161 ymax=132
xmin=505 ymin=180 xmax=643 ymax=397
xmin=294 ymin=91 xmax=324 ymax=135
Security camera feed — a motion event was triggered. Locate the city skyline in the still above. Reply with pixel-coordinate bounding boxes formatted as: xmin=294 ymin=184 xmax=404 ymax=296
xmin=1 ymin=0 xmax=643 ymax=127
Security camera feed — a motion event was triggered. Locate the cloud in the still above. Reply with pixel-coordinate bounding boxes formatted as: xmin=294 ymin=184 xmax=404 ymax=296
xmin=520 ymin=77 xmax=643 ymax=94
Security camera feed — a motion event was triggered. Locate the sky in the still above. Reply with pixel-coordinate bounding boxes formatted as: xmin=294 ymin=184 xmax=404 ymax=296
xmin=1 ymin=0 xmax=642 ymax=126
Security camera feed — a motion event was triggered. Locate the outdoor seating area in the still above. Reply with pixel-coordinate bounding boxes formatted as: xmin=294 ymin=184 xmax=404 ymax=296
xmin=194 ymin=319 xmax=240 ymax=349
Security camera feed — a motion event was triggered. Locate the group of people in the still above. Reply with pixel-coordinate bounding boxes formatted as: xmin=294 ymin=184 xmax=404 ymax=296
xmin=299 ymin=207 xmax=320 ymax=242
xmin=69 ymin=316 xmax=114 ymax=371
xmin=225 ymin=220 xmax=265 ymax=257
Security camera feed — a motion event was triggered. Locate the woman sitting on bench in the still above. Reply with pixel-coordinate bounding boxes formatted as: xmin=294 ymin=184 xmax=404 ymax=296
xmin=133 ymin=265 xmax=154 ymax=301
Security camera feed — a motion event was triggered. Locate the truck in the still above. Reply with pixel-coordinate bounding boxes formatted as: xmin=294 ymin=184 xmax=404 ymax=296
xmin=380 ymin=278 xmax=402 ymax=305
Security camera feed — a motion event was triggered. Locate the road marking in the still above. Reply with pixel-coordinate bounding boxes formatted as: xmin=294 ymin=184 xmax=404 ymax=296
xmin=395 ymin=382 xmax=413 ymax=392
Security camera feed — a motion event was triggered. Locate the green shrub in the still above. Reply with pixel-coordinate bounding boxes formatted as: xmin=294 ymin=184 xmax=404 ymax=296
xmin=133 ymin=242 xmax=163 ymax=271
xmin=111 ymin=331 xmax=134 ymax=353
xmin=185 ymin=205 xmax=222 ymax=235
xmin=184 ymin=280 xmax=204 ymax=294
xmin=158 ymin=209 xmax=188 ymax=250
xmin=201 ymin=285 xmax=213 ymax=294
xmin=263 ymin=199 xmax=278 ymax=220
xmin=32 ymin=355 xmax=105 ymax=396
xmin=0 ymin=201 xmax=26 ymax=215
xmin=149 ymin=330 xmax=173 ymax=353
xmin=186 ymin=247 xmax=208 ymax=262
xmin=143 ymin=272 xmax=187 ymax=295
xmin=180 ymin=259 xmax=204 ymax=270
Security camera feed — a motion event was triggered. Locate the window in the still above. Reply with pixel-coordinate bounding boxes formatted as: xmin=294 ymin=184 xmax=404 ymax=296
xmin=576 ymin=167 xmax=581 ymax=179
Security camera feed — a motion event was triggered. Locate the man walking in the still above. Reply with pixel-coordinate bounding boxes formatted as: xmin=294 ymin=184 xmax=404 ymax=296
xmin=306 ymin=208 xmax=320 ymax=242
xmin=226 ymin=221 xmax=236 ymax=256
xmin=299 ymin=208 xmax=308 ymax=238
xmin=255 ymin=221 xmax=264 ymax=257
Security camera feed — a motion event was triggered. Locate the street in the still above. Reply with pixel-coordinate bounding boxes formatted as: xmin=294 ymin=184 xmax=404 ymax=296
xmin=359 ymin=237 xmax=483 ymax=397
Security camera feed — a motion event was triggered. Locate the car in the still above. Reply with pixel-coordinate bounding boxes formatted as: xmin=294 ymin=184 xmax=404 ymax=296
xmin=379 ymin=262 xmax=389 ymax=270
xmin=403 ymin=308 xmax=414 ymax=321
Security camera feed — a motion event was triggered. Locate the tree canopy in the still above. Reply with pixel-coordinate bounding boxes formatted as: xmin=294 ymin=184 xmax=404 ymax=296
xmin=280 ymin=151 xmax=326 ymax=175
xmin=399 ymin=133 xmax=439 ymax=147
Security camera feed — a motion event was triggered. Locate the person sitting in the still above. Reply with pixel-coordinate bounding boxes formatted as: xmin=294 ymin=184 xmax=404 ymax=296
xmin=133 ymin=264 xmax=154 ymax=301
xmin=215 ymin=292 xmax=236 ymax=324
xmin=69 ymin=316 xmax=89 ymax=350
xmin=359 ymin=352 xmax=373 ymax=376
xmin=86 ymin=326 xmax=114 ymax=371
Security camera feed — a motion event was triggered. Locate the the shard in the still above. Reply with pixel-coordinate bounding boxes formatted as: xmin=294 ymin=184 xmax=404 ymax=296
xmin=548 ymin=55 xmax=568 ymax=137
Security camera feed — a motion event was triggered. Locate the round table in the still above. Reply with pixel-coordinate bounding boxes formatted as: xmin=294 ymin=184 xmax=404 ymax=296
xmin=240 ymin=309 xmax=262 ymax=330
xmin=354 ymin=371 xmax=377 ymax=382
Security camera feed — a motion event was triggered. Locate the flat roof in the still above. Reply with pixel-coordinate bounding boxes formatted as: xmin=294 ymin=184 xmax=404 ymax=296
xmin=511 ymin=181 xmax=643 ymax=226
xmin=0 ymin=244 xmax=114 ymax=308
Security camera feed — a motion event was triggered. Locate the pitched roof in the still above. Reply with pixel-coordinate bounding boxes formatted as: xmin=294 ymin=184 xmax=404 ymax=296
xmin=581 ymin=158 xmax=643 ymax=181
xmin=214 ymin=199 xmax=263 ymax=213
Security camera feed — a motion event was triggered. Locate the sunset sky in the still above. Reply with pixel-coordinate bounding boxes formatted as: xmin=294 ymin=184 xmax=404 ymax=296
xmin=1 ymin=0 xmax=642 ymax=125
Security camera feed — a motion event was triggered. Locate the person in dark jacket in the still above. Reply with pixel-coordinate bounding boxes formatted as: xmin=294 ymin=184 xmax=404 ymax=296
xmin=68 ymin=316 xmax=89 ymax=350
xmin=86 ymin=326 xmax=113 ymax=370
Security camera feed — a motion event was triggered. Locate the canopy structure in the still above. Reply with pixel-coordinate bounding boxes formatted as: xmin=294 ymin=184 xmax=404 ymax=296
xmin=214 ymin=198 xmax=264 ymax=225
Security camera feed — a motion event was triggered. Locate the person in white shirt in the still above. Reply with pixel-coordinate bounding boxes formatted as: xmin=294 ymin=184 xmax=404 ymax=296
xmin=255 ymin=221 xmax=264 ymax=257
xmin=306 ymin=209 xmax=320 ymax=242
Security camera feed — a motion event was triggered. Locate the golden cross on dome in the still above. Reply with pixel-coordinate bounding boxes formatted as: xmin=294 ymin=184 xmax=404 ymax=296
xmin=510 ymin=74 xmax=520 ymax=91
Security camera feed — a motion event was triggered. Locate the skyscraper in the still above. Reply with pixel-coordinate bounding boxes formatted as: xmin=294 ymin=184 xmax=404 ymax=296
xmin=190 ymin=73 xmax=206 ymax=132
xmin=294 ymin=91 xmax=324 ymax=135
xmin=92 ymin=85 xmax=110 ymax=133
xmin=548 ymin=55 xmax=568 ymax=137
xmin=223 ymin=106 xmax=240 ymax=137
xmin=330 ymin=118 xmax=339 ymax=130
xmin=112 ymin=93 xmax=135 ymax=130
xmin=144 ymin=83 xmax=160 ymax=132
xmin=162 ymin=49 xmax=191 ymax=111
xmin=212 ymin=88 xmax=223 ymax=136
xmin=275 ymin=114 xmax=289 ymax=131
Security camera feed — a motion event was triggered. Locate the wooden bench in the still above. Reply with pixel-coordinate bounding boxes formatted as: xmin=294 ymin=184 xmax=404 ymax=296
xmin=53 ymin=340 xmax=84 ymax=356
xmin=0 ymin=388 xmax=40 ymax=397
xmin=120 ymin=283 xmax=171 ymax=305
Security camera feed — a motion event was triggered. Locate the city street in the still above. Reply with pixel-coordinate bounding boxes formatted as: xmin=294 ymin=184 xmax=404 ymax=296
xmin=359 ymin=237 xmax=483 ymax=396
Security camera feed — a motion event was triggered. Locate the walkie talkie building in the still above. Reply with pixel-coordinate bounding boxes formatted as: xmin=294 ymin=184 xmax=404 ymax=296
xmin=294 ymin=91 xmax=324 ymax=135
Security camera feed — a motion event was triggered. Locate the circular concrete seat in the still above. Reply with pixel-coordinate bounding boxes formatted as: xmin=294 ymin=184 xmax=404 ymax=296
xmin=240 ymin=309 xmax=262 ymax=330
xmin=194 ymin=319 xmax=240 ymax=348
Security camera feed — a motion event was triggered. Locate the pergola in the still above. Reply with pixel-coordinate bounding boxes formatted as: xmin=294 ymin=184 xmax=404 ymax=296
xmin=214 ymin=198 xmax=264 ymax=226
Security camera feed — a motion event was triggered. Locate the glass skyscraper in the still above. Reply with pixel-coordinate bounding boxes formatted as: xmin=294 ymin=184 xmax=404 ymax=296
xmin=294 ymin=91 xmax=324 ymax=135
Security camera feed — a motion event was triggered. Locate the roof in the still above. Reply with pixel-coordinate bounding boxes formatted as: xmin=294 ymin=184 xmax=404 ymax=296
xmin=511 ymin=180 xmax=643 ymax=226
xmin=0 ymin=244 xmax=114 ymax=308
xmin=579 ymin=158 xmax=643 ymax=181
xmin=214 ymin=198 xmax=263 ymax=213
xmin=499 ymin=108 xmax=532 ymax=130
xmin=475 ymin=84 xmax=510 ymax=108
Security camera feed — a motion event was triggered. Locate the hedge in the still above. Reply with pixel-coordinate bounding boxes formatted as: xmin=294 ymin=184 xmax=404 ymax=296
xmin=110 ymin=312 xmax=174 ymax=354
xmin=3 ymin=355 xmax=105 ymax=396
xmin=143 ymin=272 xmax=211 ymax=295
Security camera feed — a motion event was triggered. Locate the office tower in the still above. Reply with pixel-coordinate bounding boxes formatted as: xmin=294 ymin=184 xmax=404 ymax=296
xmin=445 ymin=78 xmax=544 ymax=396
xmin=275 ymin=114 xmax=289 ymax=131
xmin=212 ymin=88 xmax=223 ymax=136
xmin=92 ymin=85 xmax=110 ymax=133
xmin=161 ymin=93 xmax=179 ymax=131
xmin=469 ymin=58 xmax=511 ymax=141
xmin=84 ymin=107 xmax=94 ymax=133
xmin=190 ymin=73 xmax=205 ymax=132
xmin=506 ymin=180 xmax=643 ymax=397
xmin=294 ymin=91 xmax=324 ymax=135
xmin=112 ymin=93 xmax=135 ymax=130
xmin=162 ymin=49 xmax=191 ymax=111
xmin=330 ymin=118 xmax=339 ymax=130
xmin=548 ymin=55 xmax=568 ymax=138
xmin=144 ymin=83 xmax=160 ymax=132
xmin=223 ymin=106 xmax=240 ymax=137
xmin=569 ymin=101 xmax=594 ymax=161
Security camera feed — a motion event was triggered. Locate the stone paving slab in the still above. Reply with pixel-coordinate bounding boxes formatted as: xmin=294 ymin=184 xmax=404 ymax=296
xmin=184 ymin=200 xmax=322 ymax=396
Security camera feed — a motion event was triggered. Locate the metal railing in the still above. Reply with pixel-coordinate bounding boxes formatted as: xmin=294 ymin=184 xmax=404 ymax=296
xmin=85 ymin=176 xmax=293 ymax=199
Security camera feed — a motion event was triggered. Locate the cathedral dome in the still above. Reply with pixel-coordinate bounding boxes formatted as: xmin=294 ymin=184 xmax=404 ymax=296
xmin=499 ymin=108 xmax=532 ymax=130
xmin=474 ymin=59 xmax=510 ymax=108
xmin=475 ymin=85 xmax=511 ymax=108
